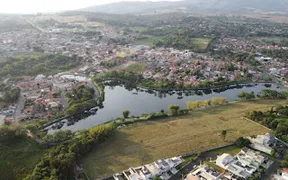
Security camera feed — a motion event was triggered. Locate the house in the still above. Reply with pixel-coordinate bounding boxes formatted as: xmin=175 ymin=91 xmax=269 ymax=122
xmin=189 ymin=165 xmax=222 ymax=180
xmin=112 ymin=157 xmax=183 ymax=180
xmin=216 ymin=153 xmax=250 ymax=179
xmin=216 ymin=153 xmax=234 ymax=167
xmin=236 ymin=148 xmax=265 ymax=169
xmin=247 ymin=133 xmax=276 ymax=155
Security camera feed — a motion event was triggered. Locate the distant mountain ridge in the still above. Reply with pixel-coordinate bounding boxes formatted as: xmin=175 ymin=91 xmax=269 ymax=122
xmin=79 ymin=0 xmax=288 ymax=14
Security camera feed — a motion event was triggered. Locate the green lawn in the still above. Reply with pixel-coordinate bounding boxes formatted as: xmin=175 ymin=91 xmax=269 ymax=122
xmin=81 ymin=99 xmax=286 ymax=179
xmin=124 ymin=62 xmax=147 ymax=74
xmin=209 ymin=144 xmax=242 ymax=156
xmin=133 ymin=36 xmax=163 ymax=46
xmin=0 ymin=137 xmax=44 ymax=180
xmin=192 ymin=38 xmax=212 ymax=50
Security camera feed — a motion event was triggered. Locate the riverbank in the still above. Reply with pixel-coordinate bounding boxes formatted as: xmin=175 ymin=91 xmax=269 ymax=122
xmin=80 ymin=99 xmax=286 ymax=179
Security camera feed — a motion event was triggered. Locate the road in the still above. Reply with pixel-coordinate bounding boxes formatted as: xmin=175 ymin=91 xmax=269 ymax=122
xmin=60 ymin=91 xmax=68 ymax=110
xmin=14 ymin=93 xmax=25 ymax=122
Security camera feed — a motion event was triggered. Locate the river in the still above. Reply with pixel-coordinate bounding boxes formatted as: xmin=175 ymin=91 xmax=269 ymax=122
xmin=48 ymin=83 xmax=282 ymax=133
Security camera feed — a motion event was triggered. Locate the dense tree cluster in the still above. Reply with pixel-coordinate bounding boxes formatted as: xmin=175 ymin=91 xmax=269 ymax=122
xmin=246 ymin=105 xmax=288 ymax=142
xmin=0 ymin=86 xmax=20 ymax=103
xmin=25 ymin=124 xmax=115 ymax=180
xmin=237 ymin=91 xmax=256 ymax=101
xmin=65 ymin=85 xmax=96 ymax=116
xmin=0 ymin=53 xmax=80 ymax=77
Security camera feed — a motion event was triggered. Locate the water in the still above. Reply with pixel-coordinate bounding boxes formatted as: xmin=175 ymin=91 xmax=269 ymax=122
xmin=49 ymin=83 xmax=282 ymax=132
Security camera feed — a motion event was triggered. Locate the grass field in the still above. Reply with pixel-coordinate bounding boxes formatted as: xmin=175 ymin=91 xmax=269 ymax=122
xmin=81 ymin=100 xmax=286 ymax=179
xmin=124 ymin=62 xmax=147 ymax=74
xmin=133 ymin=36 xmax=163 ymax=46
xmin=0 ymin=137 xmax=44 ymax=180
xmin=192 ymin=38 xmax=212 ymax=50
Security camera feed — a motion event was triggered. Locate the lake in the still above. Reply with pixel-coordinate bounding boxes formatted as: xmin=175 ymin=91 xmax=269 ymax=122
xmin=49 ymin=83 xmax=282 ymax=132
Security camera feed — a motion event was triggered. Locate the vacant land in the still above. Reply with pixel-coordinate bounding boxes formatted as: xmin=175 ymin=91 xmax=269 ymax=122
xmin=81 ymin=100 xmax=286 ymax=179
xmin=133 ymin=36 xmax=163 ymax=46
xmin=192 ymin=38 xmax=212 ymax=50
xmin=0 ymin=137 xmax=45 ymax=180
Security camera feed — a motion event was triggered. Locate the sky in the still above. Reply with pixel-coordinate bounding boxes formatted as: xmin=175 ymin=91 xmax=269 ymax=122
xmin=0 ymin=0 xmax=181 ymax=14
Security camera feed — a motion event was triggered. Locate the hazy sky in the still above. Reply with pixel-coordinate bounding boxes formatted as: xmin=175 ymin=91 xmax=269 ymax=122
xmin=0 ymin=0 xmax=181 ymax=14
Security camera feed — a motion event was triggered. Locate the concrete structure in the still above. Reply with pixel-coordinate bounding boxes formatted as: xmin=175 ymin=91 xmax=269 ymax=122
xmin=247 ymin=133 xmax=276 ymax=155
xmin=113 ymin=156 xmax=184 ymax=180
xmin=216 ymin=153 xmax=250 ymax=179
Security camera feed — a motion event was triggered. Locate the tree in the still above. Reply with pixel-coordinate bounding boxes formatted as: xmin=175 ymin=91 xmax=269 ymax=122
xmin=236 ymin=137 xmax=251 ymax=147
xmin=169 ymin=104 xmax=180 ymax=116
xmin=237 ymin=91 xmax=255 ymax=101
xmin=122 ymin=110 xmax=130 ymax=118
xmin=212 ymin=97 xmax=226 ymax=105
xmin=203 ymin=100 xmax=211 ymax=107
xmin=221 ymin=130 xmax=227 ymax=140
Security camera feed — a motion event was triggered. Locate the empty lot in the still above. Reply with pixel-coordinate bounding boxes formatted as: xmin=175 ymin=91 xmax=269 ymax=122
xmin=81 ymin=99 xmax=286 ymax=179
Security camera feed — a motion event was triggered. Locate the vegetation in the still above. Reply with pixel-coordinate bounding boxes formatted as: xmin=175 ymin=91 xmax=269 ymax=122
xmin=0 ymin=53 xmax=80 ymax=77
xmin=133 ymin=35 xmax=163 ymax=46
xmin=282 ymin=153 xmax=288 ymax=168
xmin=122 ymin=110 xmax=130 ymax=118
xmin=65 ymin=85 xmax=96 ymax=116
xmin=221 ymin=130 xmax=227 ymax=140
xmin=236 ymin=137 xmax=252 ymax=148
xmin=246 ymin=104 xmax=288 ymax=142
xmin=0 ymin=86 xmax=20 ymax=104
xmin=212 ymin=97 xmax=227 ymax=105
xmin=0 ymin=125 xmax=44 ymax=180
xmin=81 ymin=100 xmax=281 ymax=179
xmin=237 ymin=91 xmax=256 ymax=101
xmin=25 ymin=124 xmax=115 ymax=180
xmin=168 ymin=104 xmax=180 ymax=115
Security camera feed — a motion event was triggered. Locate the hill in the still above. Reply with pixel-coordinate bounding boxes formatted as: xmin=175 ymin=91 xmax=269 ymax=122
xmin=79 ymin=0 xmax=288 ymax=14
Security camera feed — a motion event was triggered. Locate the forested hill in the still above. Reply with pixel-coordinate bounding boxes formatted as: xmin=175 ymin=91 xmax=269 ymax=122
xmin=0 ymin=53 xmax=80 ymax=77
xmin=79 ymin=0 xmax=288 ymax=14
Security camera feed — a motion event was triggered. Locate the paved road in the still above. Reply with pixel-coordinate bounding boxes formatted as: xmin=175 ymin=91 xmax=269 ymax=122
xmin=60 ymin=91 xmax=68 ymax=110
xmin=14 ymin=93 xmax=25 ymax=122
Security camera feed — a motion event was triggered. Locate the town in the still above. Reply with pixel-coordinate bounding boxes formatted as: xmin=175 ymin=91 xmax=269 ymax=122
xmin=0 ymin=4 xmax=288 ymax=180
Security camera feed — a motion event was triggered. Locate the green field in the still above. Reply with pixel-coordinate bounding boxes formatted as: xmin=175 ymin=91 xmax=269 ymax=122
xmin=133 ymin=36 xmax=163 ymax=46
xmin=81 ymin=99 xmax=286 ymax=179
xmin=209 ymin=144 xmax=242 ymax=156
xmin=124 ymin=62 xmax=147 ymax=74
xmin=192 ymin=38 xmax=212 ymax=50
xmin=0 ymin=137 xmax=45 ymax=180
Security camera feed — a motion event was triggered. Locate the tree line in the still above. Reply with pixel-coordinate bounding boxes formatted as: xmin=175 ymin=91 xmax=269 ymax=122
xmin=25 ymin=123 xmax=115 ymax=180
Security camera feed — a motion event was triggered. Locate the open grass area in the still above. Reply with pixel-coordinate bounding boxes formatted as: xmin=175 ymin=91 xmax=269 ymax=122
xmin=124 ymin=62 xmax=147 ymax=74
xmin=209 ymin=144 xmax=242 ymax=156
xmin=81 ymin=99 xmax=286 ymax=179
xmin=0 ymin=137 xmax=45 ymax=180
xmin=192 ymin=38 xmax=212 ymax=50
xmin=133 ymin=36 xmax=163 ymax=46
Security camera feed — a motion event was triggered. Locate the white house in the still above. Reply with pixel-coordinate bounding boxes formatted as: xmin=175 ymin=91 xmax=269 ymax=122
xmin=216 ymin=153 xmax=250 ymax=179
xmin=247 ymin=133 xmax=276 ymax=155
xmin=236 ymin=148 xmax=265 ymax=169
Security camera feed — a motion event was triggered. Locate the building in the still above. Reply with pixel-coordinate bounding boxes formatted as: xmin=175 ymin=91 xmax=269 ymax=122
xmin=236 ymin=148 xmax=265 ymax=169
xmin=112 ymin=157 xmax=184 ymax=180
xmin=216 ymin=153 xmax=250 ymax=179
xmin=247 ymin=133 xmax=276 ymax=155
xmin=186 ymin=165 xmax=222 ymax=180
